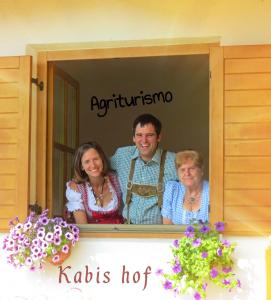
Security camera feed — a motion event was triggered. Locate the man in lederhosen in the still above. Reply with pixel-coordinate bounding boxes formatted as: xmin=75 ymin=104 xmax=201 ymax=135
xmin=111 ymin=113 xmax=178 ymax=224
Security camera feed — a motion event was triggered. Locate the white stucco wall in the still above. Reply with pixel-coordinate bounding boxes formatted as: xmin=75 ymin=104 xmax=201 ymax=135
xmin=0 ymin=234 xmax=268 ymax=300
xmin=1 ymin=0 xmax=271 ymax=57
xmin=0 ymin=1 xmax=270 ymax=300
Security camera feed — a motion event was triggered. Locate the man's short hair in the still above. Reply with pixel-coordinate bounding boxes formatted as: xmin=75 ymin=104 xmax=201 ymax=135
xmin=132 ymin=113 xmax=162 ymax=136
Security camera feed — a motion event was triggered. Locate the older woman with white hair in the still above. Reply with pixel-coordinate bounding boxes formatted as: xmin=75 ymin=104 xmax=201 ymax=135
xmin=162 ymin=150 xmax=209 ymax=225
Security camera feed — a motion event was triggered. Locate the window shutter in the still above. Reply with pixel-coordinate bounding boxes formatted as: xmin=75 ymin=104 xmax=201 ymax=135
xmin=224 ymin=45 xmax=271 ymax=234
xmin=0 ymin=56 xmax=31 ymax=230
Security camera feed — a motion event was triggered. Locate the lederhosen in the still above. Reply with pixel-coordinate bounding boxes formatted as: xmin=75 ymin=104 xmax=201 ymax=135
xmin=125 ymin=150 xmax=167 ymax=224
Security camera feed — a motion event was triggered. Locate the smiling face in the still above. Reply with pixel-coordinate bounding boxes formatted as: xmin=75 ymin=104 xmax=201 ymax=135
xmin=81 ymin=148 xmax=103 ymax=179
xmin=178 ymin=159 xmax=203 ymax=189
xmin=133 ymin=123 xmax=161 ymax=162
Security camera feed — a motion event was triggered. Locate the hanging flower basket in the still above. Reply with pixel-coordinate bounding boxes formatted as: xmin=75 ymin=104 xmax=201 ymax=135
xmin=2 ymin=209 xmax=80 ymax=271
xmin=157 ymin=222 xmax=241 ymax=299
xmin=46 ymin=242 xmax=72 ymax=266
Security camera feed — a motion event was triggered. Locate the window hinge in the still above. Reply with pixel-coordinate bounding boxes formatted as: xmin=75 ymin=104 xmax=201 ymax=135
xmin=31 ymin=77 xmax=44 ymax=91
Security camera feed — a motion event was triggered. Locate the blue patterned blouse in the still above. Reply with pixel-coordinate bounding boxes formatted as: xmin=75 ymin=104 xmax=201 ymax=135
xmin=161 ymin=180 xmax=209 ymax=225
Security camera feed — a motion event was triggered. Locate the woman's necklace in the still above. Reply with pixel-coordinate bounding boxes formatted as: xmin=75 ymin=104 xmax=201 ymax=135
xmin=186 ymin=190 xmax=201 ymax=212
xmin=91 ymin=177 xmax=105 ymax=207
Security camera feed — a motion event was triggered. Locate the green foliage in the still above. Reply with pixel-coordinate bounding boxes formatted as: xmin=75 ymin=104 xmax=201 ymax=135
xmin=159 ymin=222 xmax=241 ymax=299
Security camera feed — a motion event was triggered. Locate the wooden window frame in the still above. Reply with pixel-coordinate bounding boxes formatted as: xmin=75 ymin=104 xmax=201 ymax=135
xmin=35 ymin=40 xmax=223 ymax=238
xmin=47 ymin=63 xmax=79 ymax=217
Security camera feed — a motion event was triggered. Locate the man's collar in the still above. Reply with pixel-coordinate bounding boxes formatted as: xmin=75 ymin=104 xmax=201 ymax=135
xmin=132 ymin=147 xmax=161 ymax=163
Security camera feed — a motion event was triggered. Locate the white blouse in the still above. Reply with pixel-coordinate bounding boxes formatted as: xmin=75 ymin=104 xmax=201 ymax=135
xmin=66 ymin=181 xmax=119 ymax=213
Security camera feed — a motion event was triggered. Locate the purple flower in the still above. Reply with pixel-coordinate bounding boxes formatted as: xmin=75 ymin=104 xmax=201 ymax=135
xmin=41 ymin=241 xmax=49 ymax=249
xmin=65 ymin=232 xmax=74 ymax=240
xmin=45 ymin=232 xmax=54 ymax=242
xmin=54 ymin=229 xmax=62 ymax=236
xmin=18 ymin=234 xmax=25 ymax=243
xmin=53 ymin=236 xmax=61 ymax=245
xmin=200 ymin=225 xmax=210 ymax=234
xmin=31 ymin=253 xmax=39 ymax=261
xmin=222 ymin=239 xmax=231 ymax=247
xmin=23 ymin=222 xmax=32 ymax=231
xmin=32 ymin=238 xmax=40 ymax=246
xmin=217 ymin=248 xmax=223 ymax=256
xmin=222 ymin=266 xmax=232 ymax=273
xmin=215 ymin=222 xmax=225 ymax=232
xmin=9 ymin=216 xmax=18 ymax=226
xmin=15 ymin=223 xmax=23 ymax=230
xmin=70 ymin=224 xmax=80 ymax=234
xmin=185 ymin=225 xmax=195 ymax=238
xmin=155 ymin=268 xmax=164 ymax=276
xmin=201 ymin=251 xmax=208 ymax=258
xmin=53 ymin=217 xmax=63 ymax=223
xmin=6 ymin=239 xmax=15 ymax=248
xmin=202 ymin=283 xmax=208 ymax=290
xmin=37 ymin=230 xmax=45 ymax=239
xmin=40 ymin=216 xmax=49 ymax=226
xmin=59 ymin=221 xmax=68 ymax=227
xmin=52 ymin=254 xmax=60 ymax=263
xmin=172 ymin=263 xmax=182 ymax=273
xmin=30 ymin=265 xmax=36 ymax=271
xmin=31 ymin=246 xmax=41 ymax=255
xmin=23 ymin=237 xmax=30 ymax=247
xmin=210 ymin=267 xmax=218 ymax=278
xmin=237 ymin=279 xmax=241 ymax=288
xmin=25 ymin=257 xmax=33 ymax=265
xmin=73 ymin=233 xmax=79 ymax=241
xmin=62 ymin=244 xmax=70 ymax=254
xmin=192 ymin=238 xmax=202 ymax=247
xmin=163 ymin=280 xmax=172 ymax=290
xmin=4 ymin=209 xmax=80 ymax=271
xmin=54 ymin=224 xmax=61 ymax=231
xmin=12 ymin=231 xmax=20 ymax=239
xmin=194 ymin=291 xmax=201 ymax=300
xmin=173 ymin=239 xmax=179 ymax=248
xmin=223 ymin=279 xmax=231 ymax=285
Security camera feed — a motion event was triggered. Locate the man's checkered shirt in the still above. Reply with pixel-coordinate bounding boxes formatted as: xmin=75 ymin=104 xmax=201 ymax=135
xmin=111 ymin=146 xmax=178 ymax=224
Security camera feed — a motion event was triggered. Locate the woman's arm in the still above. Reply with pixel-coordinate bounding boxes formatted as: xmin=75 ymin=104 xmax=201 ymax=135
xmin=67 ymin=181 xmax=88 ymax=224
xmin=73 ymin=210 xmax=88 ymax=224
xmin=163 ymin=217 xmax=173 ymax=225
xmin=161 ymin=181 xmax=175 ymax=224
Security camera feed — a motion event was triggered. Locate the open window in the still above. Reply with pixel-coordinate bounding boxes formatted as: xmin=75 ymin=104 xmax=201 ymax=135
xmin=36 ymin=42 xmax=223 ymax=237
xmin=47 ymin=64 xmax=79 ymax=218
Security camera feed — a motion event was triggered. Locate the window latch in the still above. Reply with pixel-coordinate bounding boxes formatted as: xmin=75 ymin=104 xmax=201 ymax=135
xmin=31 ymin=77 xmax=44 ymax=91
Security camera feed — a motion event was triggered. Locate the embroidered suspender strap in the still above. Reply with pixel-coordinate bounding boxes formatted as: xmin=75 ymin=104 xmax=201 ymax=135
xmin=108 ymin=172 xmax=122 ymax=208
xmin=157 ymin=149 xmax=167 ymax=208
xmin=77 ymin=183 xmax=92 ymax=221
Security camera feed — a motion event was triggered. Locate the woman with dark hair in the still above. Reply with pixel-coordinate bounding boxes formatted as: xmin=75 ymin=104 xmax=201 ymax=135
xmin=66 ymin=141 xmax=124 ymax=224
